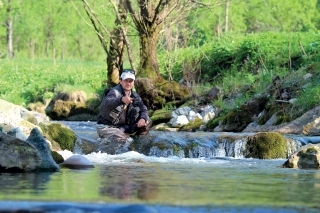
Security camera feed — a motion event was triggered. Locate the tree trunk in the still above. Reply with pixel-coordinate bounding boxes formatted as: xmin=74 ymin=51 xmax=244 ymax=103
xmin=82 ymin=0 xmax=127 ymax=88
xmin=5 ymin=0 xmax=14 ymax=59
xmin=53 ymin=41 xmax=56 ymax=65
xmin=29 ymin=38 xmax=34 ymax=60
xmin=6 ymin=18 xmax=13 ymax=59
xmin=225 ymin=0 xmax=229 ymax=32
xmin=106 ymin=0 xmax=128 ymax=88
xmin=107 ymin=28 xmax=124 ymax=88
xmin=139 ymin=29 xmax=160 ymax=79
xmin=45 ymin=40 xmax=49 ymax=57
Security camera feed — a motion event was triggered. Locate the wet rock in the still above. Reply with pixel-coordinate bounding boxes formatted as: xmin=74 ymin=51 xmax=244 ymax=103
xmin=97 ymin=137 xmax=133 ymax=155
xmin=60 ymin=155 xmax=94 ymax=169
xmin=283 ymin=144 xmax=320 ymax=169
xmin=27 ymin=128 xmax=60 ymax=172
xmin=73 ymin=137 xmax=98 ymax=155
xmin=0 ymin=131 xmax=41 ymax=172
xmin=51 ymin=151 xmax=64 ymax=164
xmin=302 ymin=116 xmax=320 ymax=136
xmin=7 ymin=127 xmax=28 ymax=141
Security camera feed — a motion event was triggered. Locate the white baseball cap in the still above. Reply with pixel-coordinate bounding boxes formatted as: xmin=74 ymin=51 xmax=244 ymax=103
xmin=120 ymin=71 xmax=135 ymax=80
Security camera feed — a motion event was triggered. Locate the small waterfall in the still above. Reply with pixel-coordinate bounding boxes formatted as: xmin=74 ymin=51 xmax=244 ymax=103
xmin=66 ymin=121 xmax=316 ymax=159
xmin=133 ymin=131 xmax=254 ymax=158
xmin=216 ymin=137 xmax=247 ymax=158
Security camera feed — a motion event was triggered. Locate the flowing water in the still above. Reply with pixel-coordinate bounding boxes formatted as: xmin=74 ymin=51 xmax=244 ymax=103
xmin=1 ymin=121 xmax=320 ymax=212
xmin=0 ymin=152 xmax=320 ymax=212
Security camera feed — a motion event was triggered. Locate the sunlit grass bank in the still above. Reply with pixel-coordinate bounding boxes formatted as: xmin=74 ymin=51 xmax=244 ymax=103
xmin=0 ymin=59 xmax=107 ymax=107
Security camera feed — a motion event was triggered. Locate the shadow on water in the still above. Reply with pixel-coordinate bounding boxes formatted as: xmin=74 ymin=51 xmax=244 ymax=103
xmin=99 ymin=165 xmax=159 ymax=201
xmin=0 ymin=172 xmax=53 ymax=195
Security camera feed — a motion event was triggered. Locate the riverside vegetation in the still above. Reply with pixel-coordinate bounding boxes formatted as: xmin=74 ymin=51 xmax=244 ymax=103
xmin=1 ymin=32 xmax=320 ymax=130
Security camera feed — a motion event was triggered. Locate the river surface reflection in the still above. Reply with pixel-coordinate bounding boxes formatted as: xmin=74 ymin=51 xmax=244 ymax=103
xmin=0 ymin=152 xmax=320 ymax=212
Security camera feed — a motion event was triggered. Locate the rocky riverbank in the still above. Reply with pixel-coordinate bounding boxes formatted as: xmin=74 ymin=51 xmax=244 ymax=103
xmin=1 ymin=98 xmax=320 ymax=171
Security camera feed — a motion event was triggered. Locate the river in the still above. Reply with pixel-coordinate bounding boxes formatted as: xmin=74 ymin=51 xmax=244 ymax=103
xmin=0 ymin=122 xmax=320 ymax=212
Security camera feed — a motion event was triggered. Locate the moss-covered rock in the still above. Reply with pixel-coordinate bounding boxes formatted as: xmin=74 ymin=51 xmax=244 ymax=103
xmin=39 ymin=122 xmax=76 ymax=152
xmin=184 ymin=141 xmax=198 ymax=158
xmin=20 ymin=110 xmax=38 ymax=125
xmin=51 ymin=151 xmax=64 ymax=164
xmin=46 ymin=100 xmax=87 ymax=119
xmin=245 ymin=132 xmax=287 ymax=159
xmin=155 ymin=141 xmax=172 ymax=150
xmin=28 ymin=101 xmax=47 ymax=114
xmin=206 ymin=116 xmax=223 ymax=130
xmin=283 ymin=144 xmax=320 ymax=169
xmin=220 ymin=109 xmax=252 ymax=132
xmin=219 ymin=95 xmax=268 ymax=132
xmin=180 ymin=118 xmax=204 ymax=131
xmin=135 ymin=77 xmax=190 ymax=110
xmin=272 ymin=110 xmax=292 ymax=125
xmin=0 ymin=131 xmax=41 ymax=172
xmin=150 ymin=109 xmax=172 ymax=125
xmin=45 ymin=90 xmax=100 ymax=120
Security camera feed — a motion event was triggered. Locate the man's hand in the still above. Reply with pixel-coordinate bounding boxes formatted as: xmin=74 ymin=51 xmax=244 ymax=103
xmin=122 ymin=94 xmax=133 ymax=105
xmin=137 ymin=118 xmax=146 ymax=128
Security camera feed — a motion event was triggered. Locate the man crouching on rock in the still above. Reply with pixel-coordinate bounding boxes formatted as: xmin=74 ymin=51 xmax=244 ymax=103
xmin=96 ymin=69 xmax=152 ymax=146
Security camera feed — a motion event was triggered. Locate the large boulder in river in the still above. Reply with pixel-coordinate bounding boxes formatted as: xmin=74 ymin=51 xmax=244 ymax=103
xmin=244 ymin=132 xmax=288 ymax=159
xmin=283 ymin=144 xmax=320 ymax=169
xmin=0 ymin=131 xmax=41 ymax=172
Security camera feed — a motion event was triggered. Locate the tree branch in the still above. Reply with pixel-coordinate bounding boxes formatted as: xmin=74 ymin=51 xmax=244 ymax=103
xmin=109 ymin=0 xmax=137 ymax=73
xmin=125 ymin=0 xmax=142 ymax=30
xmin=80 ymin=0 xmax=122 ymax=56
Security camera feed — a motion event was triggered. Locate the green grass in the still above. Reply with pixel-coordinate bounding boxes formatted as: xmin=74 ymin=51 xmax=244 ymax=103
xmin=0 ymin=59 xmax=107 ymax=107
xmin=159 ymin=32 xmax=320 ymax=115
xmin=1 ymin=32 xmax=320 ymax=122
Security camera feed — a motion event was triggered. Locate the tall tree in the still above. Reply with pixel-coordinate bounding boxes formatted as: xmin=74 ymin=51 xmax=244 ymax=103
xmin=125 ymin=0 xmax=196 ymax=79
xmin=78 ymin=0 xmax=194 ymax=109
xmin=80 ymin=0 xmax=132 ymax=87
xmin=0 ymin=0 xmax=20 ymax=58
xmin=0 ymin=0 xmax=103 ymax=60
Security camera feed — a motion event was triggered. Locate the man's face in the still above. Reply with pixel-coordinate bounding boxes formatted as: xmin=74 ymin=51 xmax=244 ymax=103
xmin=120 ymin=78 xmax=134 ymax=91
